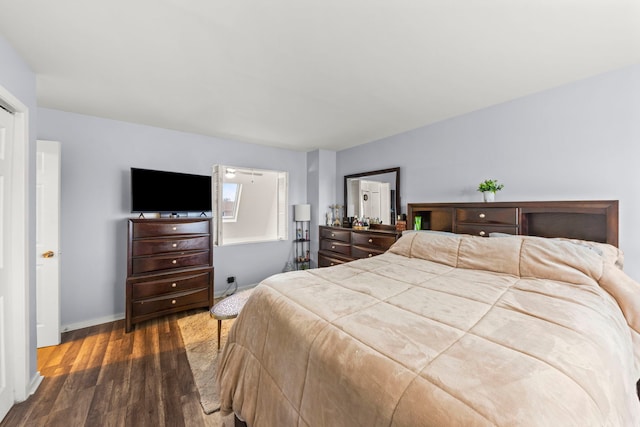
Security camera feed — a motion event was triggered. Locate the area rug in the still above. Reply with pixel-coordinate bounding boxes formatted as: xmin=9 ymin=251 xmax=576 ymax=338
xmin=177 ymin=310 xmax=235 ymax=415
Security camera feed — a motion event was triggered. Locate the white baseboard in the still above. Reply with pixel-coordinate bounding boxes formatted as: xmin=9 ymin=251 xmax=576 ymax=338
xmin=214 ymin=283 xmax=257 ymax=298
xmin=25 ymin=372 xmax=43 ymax=400
xmin=61 ymin=284 xmax=259 ymax=332
xmin=62 ymin=313 xmax=125 ymax=333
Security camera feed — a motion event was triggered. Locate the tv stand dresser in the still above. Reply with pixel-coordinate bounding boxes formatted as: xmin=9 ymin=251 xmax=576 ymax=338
xmin=125 ymin=217 xmax=214 ymax=332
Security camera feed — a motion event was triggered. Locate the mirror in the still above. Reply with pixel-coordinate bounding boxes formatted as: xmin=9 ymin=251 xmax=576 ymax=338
xmin=344 ymin=167 xmax=400 ymax=225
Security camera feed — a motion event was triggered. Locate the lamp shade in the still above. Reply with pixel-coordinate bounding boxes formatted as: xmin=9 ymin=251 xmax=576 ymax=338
xmin=294 ymin=204 xmax=311 ymax=221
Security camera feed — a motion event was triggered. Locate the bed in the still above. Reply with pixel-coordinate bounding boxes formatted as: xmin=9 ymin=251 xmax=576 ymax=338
xmin=217 ymin=200 xmax=640 ymax=426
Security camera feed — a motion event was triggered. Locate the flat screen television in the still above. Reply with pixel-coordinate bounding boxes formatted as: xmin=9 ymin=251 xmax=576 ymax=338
xmin=131 ymin=167 xmax=212 ymax=214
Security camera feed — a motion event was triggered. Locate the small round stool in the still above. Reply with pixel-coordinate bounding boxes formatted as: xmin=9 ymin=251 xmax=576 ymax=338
xmin=210 ymin=288 xmax=254 ymax=350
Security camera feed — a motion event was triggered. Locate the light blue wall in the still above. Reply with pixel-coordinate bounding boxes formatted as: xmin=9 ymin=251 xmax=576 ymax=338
xmin=306 ymin=149 xmax=336 ymax=266
xmin=37 ymin=108 xmax=307 ymax=328
xmin=0 ymin=35 xmax=38 ymax=393
xmin=337 ymin=64 xmax=640 ymax=280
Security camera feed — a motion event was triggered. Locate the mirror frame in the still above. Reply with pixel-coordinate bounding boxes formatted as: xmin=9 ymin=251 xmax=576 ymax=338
xmin=344 ymin=167 xmax=400 ymax=225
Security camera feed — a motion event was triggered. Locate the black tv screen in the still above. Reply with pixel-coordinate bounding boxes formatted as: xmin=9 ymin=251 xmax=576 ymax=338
xmin=131 ymin=167 xmax=212 ymax=213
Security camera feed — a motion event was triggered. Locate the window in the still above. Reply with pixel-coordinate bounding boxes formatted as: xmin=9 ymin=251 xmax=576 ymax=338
xmin=222 ymin=182 xmax=242 ymax=222
xmin=213 ymin=165 xmax=288 ymax=245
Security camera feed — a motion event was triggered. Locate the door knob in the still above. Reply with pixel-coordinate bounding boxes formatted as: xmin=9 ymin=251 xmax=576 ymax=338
xmin=42 ymin=250 xmax=55 ymax=258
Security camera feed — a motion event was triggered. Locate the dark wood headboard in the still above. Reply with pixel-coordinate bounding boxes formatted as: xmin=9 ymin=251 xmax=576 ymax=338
xmin=406 ymin=200 xmax=619 ymax=247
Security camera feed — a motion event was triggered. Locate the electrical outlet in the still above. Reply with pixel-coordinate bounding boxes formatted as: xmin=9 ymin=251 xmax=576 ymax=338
xmin=227 ymin=276 xmax=235 ymax=284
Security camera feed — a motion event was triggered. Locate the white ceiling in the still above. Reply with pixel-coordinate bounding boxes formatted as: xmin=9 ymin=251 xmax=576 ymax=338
xmin=1 ymin=1 xmax=639 ymax=152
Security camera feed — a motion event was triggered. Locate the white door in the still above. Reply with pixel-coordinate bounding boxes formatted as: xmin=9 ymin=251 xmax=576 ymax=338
xmin=369 ymin=183 xmax=381 ymax=220
xmin=360 ymin=181 xmax=371 ymax=218
xmin=380 ymin=182 xmax=391 ymax=224
xmin=36 ymin=140 xmax=61 ymax=348
xmin=0 ymin=105 xmax=15 ymax=420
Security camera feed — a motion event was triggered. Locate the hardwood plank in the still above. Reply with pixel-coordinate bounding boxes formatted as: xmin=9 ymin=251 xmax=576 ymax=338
xmin=0 ymin=309 xmax=222 ymax=427
xmin=95 ymin=407 xmax=127 ymax=427
xmin=45 ymin=386 xmax=95 ymax=427
xmin=95 ymin=324 xmax=127 ymax=387
xmin=84 ymin=379 xmax=115 ymax=425
xmin=25 ymin=374 xmax=67 ymax=421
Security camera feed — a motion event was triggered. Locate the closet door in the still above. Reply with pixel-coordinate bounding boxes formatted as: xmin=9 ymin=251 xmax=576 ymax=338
xmin=0 ymin=104 xmax=15 ymax=421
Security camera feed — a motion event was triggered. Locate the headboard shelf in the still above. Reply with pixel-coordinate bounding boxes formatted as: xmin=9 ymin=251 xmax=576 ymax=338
xmin=407 ymin=200 xmax=618 ymax=247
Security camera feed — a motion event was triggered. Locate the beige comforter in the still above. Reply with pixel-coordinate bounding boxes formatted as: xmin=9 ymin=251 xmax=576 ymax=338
xmin=217 ymin=232 xmax=640 ymax=426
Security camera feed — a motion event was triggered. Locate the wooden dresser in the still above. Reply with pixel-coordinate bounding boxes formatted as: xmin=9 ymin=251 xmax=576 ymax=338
xmin=318 ymin=225 xmax=401 ymax=267
xmin=125 ymin=218 xmax=214 ymax=332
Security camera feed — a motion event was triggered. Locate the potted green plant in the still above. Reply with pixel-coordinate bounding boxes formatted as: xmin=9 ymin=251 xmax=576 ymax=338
xmin=477 ymin=179 xmax=504 ymax=202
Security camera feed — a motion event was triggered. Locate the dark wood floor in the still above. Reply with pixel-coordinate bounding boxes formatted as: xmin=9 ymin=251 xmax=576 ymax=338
xmin=1 ymin=309 xmax=230 ymax=427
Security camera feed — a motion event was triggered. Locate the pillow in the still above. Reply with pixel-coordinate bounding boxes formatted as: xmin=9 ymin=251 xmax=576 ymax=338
xmin=388 ymin=230 xmax=461 ymax=266
xmin=489 ymin=233 xmax=624 ymax=269
xmin=395 ymin=232 xmax=605 ymax=281
xmin=553 ymin=237 xmax=624 ymax=270
xmin=489 ymin=232 xmax=515 ymax=238
xmin=402 ymin=230 xmax=458 ymax=236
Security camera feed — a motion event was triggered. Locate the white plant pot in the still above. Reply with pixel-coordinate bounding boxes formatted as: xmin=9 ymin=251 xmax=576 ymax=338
xmin=483 ymin=191 xmax=495 ymax=202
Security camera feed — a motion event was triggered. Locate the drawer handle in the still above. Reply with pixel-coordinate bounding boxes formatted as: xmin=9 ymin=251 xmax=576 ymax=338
xmin=331 ymin=245 xmax=336 ymax=249
xmin=171 ymin=282 xmax=177 ymax=288
xmin=171 ymin=299 xmax=177 ymax=304
xmin=368 ymin=238 xmax=373 ymax=243
xmin=479 ymin=231 xmax=486 ymax=236
xmin=368 ymin=253 xmax=373 ymax=257
xmin=172 ymin=243 xmax=178 ymax=248
xmin=330 ymin=263 xmax=335 ymax=266
xmin=479 ymin=213 xmax=486 ymax=218
xmin=172 ymin=226 xmax=177 ymax=231
xmin=172 ymin=260 xmax=177 ymax=264
xmin=331 ymin=233 xmax=335 ymax=237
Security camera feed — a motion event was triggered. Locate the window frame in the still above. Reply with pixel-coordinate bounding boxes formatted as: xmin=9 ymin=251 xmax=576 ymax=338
xmin=221 ymin=182 xmax=242 ymax=222
xmin=212 ymin=165 xmax=288 ymax=246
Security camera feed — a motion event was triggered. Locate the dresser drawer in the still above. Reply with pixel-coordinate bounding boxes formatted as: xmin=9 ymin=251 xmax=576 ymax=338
xmin=456 ymin=224 xmax=518 ymax=237
xmin=317 ymin=226 xmax=399 ymax=268
xmin=456 ymin=208 xmax=518 ymax=225
xmin=132 ymin=251 xmax=210 ymax=274
xmin=131 ymin=270 xmax=211 ymax=299
xmin=320 ymin=239 xmax=351 ymax=256
xmin=132 ymin=236 xmax=209 ymax=256
xmin=320 ymin=227 xmax=351 ymax=243
xmin=133 ymin=220 xmax=210 ymax=238
xmin=131 ymin=287 xmax=210 ymax=317
xmin=351 ymin=232 xmax=397 ymax=250
xmin=318 ymin=252 xmax=352 ymax=267
xmin=352 ymin=245 xmax=386 ymax=259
